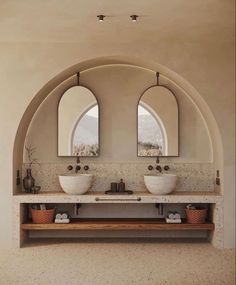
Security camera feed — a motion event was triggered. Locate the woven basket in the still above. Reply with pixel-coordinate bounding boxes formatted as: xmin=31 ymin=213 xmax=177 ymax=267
xmin=31 ymin=207 xmax=55 ymax=224
xmin=185 ymin=208 xmax=207 ymax=224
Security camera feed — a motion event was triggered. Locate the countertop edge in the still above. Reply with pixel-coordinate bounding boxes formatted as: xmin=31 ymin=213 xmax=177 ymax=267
xmin=12 ymin=191 xmax=223 ymax=203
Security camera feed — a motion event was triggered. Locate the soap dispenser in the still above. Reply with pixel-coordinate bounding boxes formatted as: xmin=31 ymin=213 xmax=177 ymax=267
xmin=118 ymin=179 xmax=125 ymax=192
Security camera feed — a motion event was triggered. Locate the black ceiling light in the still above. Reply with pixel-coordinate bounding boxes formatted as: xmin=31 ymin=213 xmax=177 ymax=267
xmin=130 ymin=15 xmax=138 ymax=22
xmin=97 ymin=15 xmax=105 ymax=22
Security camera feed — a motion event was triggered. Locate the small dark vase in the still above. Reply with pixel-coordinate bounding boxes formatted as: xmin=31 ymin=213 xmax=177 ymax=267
xmin=23 ymin=168 xmax=35 ymax=193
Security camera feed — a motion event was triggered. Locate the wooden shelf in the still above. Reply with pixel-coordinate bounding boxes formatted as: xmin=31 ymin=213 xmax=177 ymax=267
xmin=21 ymin=218 xmax=214 ymax=231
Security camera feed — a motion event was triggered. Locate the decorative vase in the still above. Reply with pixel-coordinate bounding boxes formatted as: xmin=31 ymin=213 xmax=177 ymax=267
xmin=23 ymin=168 xmax=35 ymax=193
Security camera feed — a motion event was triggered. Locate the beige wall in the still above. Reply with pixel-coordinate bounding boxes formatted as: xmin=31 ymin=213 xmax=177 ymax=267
xmin=25 ymin=65 xmax=210 ymax=163
xmin=0 ymin=0 xmax=235 ymax=248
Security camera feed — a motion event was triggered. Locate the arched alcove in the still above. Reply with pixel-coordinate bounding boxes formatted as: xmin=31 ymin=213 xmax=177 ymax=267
xmin=13 ymin=56 xmax=224 ymax=195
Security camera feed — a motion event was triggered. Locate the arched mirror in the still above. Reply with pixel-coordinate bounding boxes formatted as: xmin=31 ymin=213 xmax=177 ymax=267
xmin=138 ymin=86 xmax=178 ymax=156
xmin=58 ymin=86 xmax=99 ymax=156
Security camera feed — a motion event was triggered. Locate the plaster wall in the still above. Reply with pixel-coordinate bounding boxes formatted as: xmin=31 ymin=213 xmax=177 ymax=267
xmin=0 ymin=1 xmax=234 ymax=248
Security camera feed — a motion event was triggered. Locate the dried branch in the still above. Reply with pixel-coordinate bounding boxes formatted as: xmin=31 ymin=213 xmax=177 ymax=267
xmin=25 ymin=145 xmax=39 ymax=168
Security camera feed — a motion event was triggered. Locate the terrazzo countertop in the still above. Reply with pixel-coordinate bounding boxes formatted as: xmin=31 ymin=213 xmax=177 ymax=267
xmin=13 ymin=190 xmax=223 ymax=204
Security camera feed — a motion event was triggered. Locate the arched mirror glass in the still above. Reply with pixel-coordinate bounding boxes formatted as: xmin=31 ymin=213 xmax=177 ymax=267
xmin=138 ymin=86 xmax=178 ymax=156
xmin=58 ymin=86 xmax=99 ymax=156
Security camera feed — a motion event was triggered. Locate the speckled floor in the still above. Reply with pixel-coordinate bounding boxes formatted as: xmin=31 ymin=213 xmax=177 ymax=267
xmin=0 ymin=240 xmax=235 ymax=285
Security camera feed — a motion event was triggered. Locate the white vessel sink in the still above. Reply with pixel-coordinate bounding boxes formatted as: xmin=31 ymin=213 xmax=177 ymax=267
xmin=59 ymin=174 xmax=93 ymax=195
xmin=144 ymin=174 xmax=178 ymax=195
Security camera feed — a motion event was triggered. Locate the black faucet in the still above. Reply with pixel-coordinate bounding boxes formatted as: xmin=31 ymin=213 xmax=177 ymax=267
xmin=75 ymin=165 xmax=81 ymax=173
xmin=156 ymin=165 xmax=162 ymax=173
xmin=67 ymin=156 xmax=81 ymax=173
xmin=75 ymin=156 xmax=81 ymax=173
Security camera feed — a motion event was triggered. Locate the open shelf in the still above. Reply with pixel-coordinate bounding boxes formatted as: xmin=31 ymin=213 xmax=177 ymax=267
xmin=21 ymin=218 xmax=214 ymax=231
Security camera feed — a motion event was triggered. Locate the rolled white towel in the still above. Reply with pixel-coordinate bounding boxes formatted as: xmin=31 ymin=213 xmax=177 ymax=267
xmin=55 ymin=213 xmax=62 ymax=220
xmin=55 ymin=218 xmax=70 ymax=224
xmin=174 ymin=212 xmax=181 ymax=219
xmin=167 ymin=212 xmax=175 ymax=219
xmin=61 ymin=213 xmax=68 ymax=220
xmin=166 ymin=218 xmax=181 ymax=224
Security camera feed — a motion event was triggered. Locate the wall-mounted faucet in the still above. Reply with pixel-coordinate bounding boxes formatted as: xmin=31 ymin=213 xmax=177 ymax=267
xmin=67 ymin=156 xmax=89 ymax=173
xmin=156 ymin=165 xmax=162 ymax=173
xmin=156 ymin=156 xmax=162 ymax=172
xmin=156 ymin=165 xmax=170 ymax=172
xmin=148 ymin=164 xmax=170 ymax=172
xmin=147 ymin=156 xmax=170 ymax=173
xmin=67 ymin=165 xmax=73 ymax=171
xmin=148 ymin=165 xmax=154 ymax=171
xmin=75 ymin=156 xmax=81 ymax=173
xmin=75 ymin=165 xmax=81 ymax=173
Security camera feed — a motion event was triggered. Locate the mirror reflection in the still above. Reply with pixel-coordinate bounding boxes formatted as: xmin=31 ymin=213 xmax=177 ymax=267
xmin=138 ymin=86 xmax=178 ymax=156
xmin=58 ymin=86 xmax=99 ymax=156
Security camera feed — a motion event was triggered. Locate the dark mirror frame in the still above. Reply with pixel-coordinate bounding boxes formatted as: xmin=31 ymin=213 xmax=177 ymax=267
xmin=57 ymin=84 xmax=100 ymax=157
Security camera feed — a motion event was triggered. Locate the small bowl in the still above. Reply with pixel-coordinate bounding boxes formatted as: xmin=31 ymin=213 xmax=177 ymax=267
xmin=31 ymin=186 xmax=41 ymax=194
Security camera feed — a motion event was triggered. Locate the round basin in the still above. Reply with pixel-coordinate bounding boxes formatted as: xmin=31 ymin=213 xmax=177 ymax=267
xmin=144 ymin=174 xmax=178 ymax=195
xmin=59 ymin=174 xmax=93 ymax=195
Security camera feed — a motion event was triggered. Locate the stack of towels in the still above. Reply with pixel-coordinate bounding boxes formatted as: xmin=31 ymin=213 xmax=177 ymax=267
xmin=166 ymin=211 xmax=182 ymax=223
xmin=54 ymin=213 xmax=70 ymax=224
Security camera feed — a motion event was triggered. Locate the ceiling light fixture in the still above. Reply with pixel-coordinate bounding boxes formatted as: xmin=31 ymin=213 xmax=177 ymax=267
xmin=130 ymin=15 xmax=138 ymax=22
xmin=97 ymin=15 xmax=105 ymax=22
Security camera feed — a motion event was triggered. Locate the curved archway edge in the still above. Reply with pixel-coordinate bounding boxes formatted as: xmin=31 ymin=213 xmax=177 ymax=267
xmin=13 ymin=55 xmax=224 ymax=194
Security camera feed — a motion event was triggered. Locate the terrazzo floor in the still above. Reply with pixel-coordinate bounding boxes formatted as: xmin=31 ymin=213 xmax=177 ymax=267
xmin=0 ymin=240 xmax=235 ymax=285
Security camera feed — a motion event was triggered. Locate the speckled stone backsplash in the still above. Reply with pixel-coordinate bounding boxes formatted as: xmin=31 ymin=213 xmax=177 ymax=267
xmin=22 ymin=162 xmax=214 ymax=192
